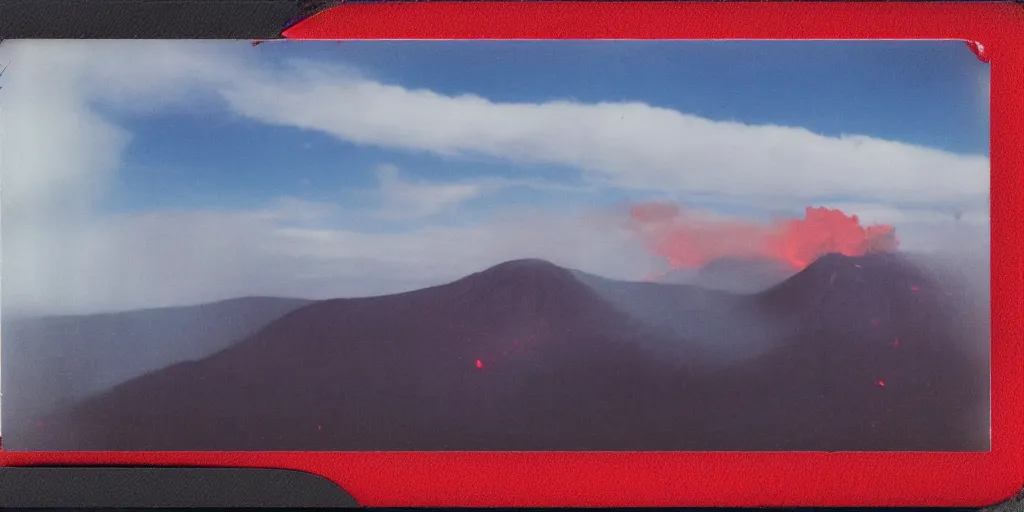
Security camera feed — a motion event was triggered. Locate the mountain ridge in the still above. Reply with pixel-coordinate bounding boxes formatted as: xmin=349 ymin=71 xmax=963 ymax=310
xmin=5 ymin=253 xmax=989 ymax=452
xmin=2 ymin=296 xmax=314 ymax=425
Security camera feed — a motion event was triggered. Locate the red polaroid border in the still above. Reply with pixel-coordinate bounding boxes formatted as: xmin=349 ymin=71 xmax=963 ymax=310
xmin=2 ymin=2 xmax=1022 ymax=508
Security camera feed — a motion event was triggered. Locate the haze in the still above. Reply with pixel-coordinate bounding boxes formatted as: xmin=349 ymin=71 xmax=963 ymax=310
xmin=0 ymin=41 xmax=990 ymax=439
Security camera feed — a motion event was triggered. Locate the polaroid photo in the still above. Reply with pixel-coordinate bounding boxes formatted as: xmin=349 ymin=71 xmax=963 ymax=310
xmin=0 ymin=1 xmax=1019 ymax=508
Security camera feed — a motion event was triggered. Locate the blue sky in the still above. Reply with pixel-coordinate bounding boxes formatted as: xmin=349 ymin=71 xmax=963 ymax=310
xmin=106 ymin=41 xmax=988 ymax=218
xmin=0 ymin=40 xmax=991 ymax=315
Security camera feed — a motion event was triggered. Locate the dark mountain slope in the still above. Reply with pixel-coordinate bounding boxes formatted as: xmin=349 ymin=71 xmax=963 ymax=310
xmin=1 ymin=297 xmax=312 ymax=440
xmin=688 ymin=253 xmax=990 ymax=450
xmin=11 ymin=256 xmax=989 ymax=452
xmin=17 ymin=259 xmax=677 ymax=451
xmin=532 ymin=253 xmax=988 ymax=451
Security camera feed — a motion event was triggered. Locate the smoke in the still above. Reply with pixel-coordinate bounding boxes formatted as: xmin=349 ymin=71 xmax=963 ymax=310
xmin=627 ymin=202 xmax=899 ymax=270
xmin=624 ymin=200 xmax=990 ymax=367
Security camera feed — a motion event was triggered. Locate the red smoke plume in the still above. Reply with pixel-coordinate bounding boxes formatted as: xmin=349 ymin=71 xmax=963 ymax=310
xmin=628 ymin=203 xmax=899 ymax=270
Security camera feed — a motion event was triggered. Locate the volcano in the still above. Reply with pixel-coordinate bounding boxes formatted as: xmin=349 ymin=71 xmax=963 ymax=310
xmin=695 ymin=252 xmax=990 ymax=450
xmin=7 ymin=255 xmax=989 ymax=452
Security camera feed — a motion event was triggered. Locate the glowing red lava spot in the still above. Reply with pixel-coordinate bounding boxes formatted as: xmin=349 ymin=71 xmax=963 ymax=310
xmin=892 ymin=338 xmax=900 ymax=347
xmin=909 ymin=286 xmax=921 ymax=292
xmin=870 ymin=319 xmax=879 ymax=327
xmin=513 ymin=340 xmax=520 ymax=346
xmin=877 ymin=380 xmax=886 ymax=387
xmin=475 ymin=359 xmax=484 ymax=369
xmin=35 ymin=421 xmax=46 ymax=429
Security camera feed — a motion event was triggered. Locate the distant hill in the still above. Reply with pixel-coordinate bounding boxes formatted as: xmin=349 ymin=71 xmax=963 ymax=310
xmin=2 ymin=297 xmax=312 ymax=428
xmin=655 ymin=256 xmax=795 ymax=293
xmin=8 ymin=256 xmax=989 ymax=452
xmin=693 ymin=256 xmax=796 ymax=292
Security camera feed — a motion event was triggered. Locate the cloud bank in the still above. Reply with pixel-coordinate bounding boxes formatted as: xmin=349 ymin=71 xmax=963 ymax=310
xmin=0 ymin=40 xmax=989 ymax=316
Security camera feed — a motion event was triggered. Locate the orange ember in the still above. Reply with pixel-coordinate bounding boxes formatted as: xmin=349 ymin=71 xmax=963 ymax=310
xmin=628 ymin=203 xmax=899 ymax=270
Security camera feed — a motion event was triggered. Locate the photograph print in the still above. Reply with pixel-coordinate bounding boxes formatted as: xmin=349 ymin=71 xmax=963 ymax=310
xmin=0 ymin=40 xmax=990 ymax=451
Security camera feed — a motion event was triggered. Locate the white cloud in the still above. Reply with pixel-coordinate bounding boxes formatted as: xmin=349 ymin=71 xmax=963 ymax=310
xmin=3 ymin=40 xmax=986 ymax=211
xmin=375 ymin=164 xmax=490 ymax=219
xmin=256 ymin=196 xmax=340 ymax=223
xmin=1 ymin=201 xmax=657 ymax=317
xmin=0 ymin=40 xmax=991 ymax=316
xmin=371 ymin=164 xmax=590 ymax=220
xmin=221 ymin=65 xmax=989 ymax=212
xmin=815 ymin=200 xmax=989 ymax=253
xmin=0 ymin=46 xmax=127 ymax=222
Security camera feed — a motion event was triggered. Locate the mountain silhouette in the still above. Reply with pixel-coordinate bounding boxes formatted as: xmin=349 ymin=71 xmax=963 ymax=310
xmin=686 ymin=253 xmax=989 ymax=450
xmin=1 ymin=297 xmax=312 ymax=431
xmin=8 ymin=256 xmax=989 ymax=451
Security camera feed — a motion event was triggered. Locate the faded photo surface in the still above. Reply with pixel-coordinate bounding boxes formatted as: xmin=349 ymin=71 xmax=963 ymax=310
xmin=0 ymin=40 xmax=990 ymax=451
